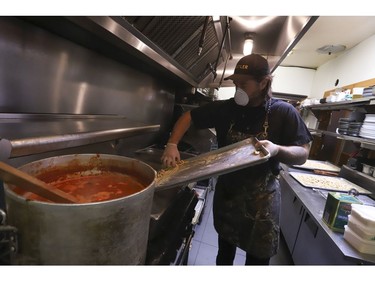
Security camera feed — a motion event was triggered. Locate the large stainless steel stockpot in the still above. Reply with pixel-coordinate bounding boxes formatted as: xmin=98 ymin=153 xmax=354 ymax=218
xmin=3 ymin=154 xmax=156 ymax=265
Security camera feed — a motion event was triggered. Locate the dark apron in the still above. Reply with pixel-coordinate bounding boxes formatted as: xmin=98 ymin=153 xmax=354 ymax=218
xmin=212 ymin=122 xmax=280 ymax=259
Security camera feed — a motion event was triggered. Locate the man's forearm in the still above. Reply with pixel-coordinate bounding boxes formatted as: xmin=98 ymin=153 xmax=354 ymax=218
xmin=276 ymin=143 xmax=310 ymax=165
xmin=167 ymin=111 xmax=192 ymax=145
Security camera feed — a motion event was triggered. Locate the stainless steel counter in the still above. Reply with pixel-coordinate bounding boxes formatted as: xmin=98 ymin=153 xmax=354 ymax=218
xmin=0 ymin=113 xmax=160 ymax=159
xmin=280 ymin=164 xmax=375 ymax=264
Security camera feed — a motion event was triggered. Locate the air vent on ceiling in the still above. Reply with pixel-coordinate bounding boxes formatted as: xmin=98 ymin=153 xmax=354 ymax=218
xmin=316 ymin=44 xmax=346 ymax=55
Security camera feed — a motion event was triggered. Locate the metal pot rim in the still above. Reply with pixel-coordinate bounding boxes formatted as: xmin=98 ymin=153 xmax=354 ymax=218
xmin=4 ymin=153 xmax=157 ymax=206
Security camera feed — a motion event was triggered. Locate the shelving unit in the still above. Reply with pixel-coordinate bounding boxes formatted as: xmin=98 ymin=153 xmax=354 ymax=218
xmin=310 ymin=129 xmax=375 ymax=150
xmin=307 ymin=97 xmax=375 ymax=111
xmin=304 ymin=96 xmax=375 ymax=165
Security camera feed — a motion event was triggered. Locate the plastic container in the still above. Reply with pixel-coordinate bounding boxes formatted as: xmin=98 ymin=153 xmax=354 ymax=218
xmin=350 ymin=204 xmax=375 ymax=228
xmin=347 ymin=214 xmax=375 ymax=241
xmin=362 ymin=163 xmax=374 ymax=175
xmin=344 ymin=225 xmax=375 ymax=254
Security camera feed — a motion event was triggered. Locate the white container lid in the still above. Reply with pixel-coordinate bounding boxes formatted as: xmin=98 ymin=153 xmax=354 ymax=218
xmin=347 ymin=215 xmax=375 ymax=241
xmin=352 ymin=87 xmax=364 ymax=95
xmin=350 ymin=205 xmax=375 ymax=228
xmin=344 ymin=225 xmax=375 ymax=254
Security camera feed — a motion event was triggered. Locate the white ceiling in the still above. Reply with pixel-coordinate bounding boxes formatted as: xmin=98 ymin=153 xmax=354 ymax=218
xmin=280 ymin=16 xmax=375 ymax=69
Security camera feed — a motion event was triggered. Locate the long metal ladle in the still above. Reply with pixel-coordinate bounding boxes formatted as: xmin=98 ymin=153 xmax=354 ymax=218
xmin=0 ymin=161 xmax=78 ymax=203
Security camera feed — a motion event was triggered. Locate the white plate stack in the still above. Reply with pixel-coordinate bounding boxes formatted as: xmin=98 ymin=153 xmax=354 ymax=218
xmin=343 ymin=204 xmax=375 ymax=254
xmin=359 ymin=114 xmax=375 ymax=139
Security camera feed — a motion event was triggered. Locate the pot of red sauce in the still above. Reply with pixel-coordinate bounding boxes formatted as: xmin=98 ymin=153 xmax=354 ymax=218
xmin=3 ymin=154 xmax=156 ymax=265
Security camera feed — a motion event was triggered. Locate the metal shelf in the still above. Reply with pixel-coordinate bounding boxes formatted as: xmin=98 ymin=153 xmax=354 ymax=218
xmin=0 ymin=113 xmax=160 ymax=159
xmin=305 ymin=97 xmax=375 ymax=111
xmin=311 ymin=129 xmax=375 ymax=149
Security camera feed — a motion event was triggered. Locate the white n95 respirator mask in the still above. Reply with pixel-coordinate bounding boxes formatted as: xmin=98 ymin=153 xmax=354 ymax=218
xmin=234 ymin=88 xmax=249 ymax=106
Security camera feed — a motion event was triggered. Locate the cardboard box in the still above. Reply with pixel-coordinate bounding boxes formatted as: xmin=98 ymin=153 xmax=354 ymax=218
xmin=322 ymin=192 xmax=363 ymax=232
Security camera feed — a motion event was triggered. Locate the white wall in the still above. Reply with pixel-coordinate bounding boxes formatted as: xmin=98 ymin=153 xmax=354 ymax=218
xmin=272 ymin=66 xmax=315 ymax=96
xmin=311 ymin=34 xmax=375 ymax=98
xmin=217 ymin=66 xmax=316 ymax=100
xmin=218 ymin=34 xmax=375 ymax=100
xmin=217 ymin=87 xmax=235 ymax=100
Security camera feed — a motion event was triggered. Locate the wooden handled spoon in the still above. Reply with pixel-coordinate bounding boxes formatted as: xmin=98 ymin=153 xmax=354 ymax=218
xmin=0 ymin=161 xmax=78 ymax=204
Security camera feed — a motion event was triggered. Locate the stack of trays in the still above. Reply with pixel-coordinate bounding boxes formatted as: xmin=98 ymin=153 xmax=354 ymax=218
xmin=347 ymin=122 xmax=363 ymax=136
xmin=338 ymin=118 xmax=363 ymax=136
xmin=362 ymin=86 xmax=375 ymax=97
xmin=359 ymin=114 xmax=375 ymax=139
xmin=338 ymin=118 xmax=351 ymax=135
xmin=343 ymin=204 xmax=375 ymax=254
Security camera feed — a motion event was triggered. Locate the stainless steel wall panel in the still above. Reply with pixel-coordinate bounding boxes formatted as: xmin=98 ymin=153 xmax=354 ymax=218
xmin=0 ymin=17 xmax=177 ymax=161
xmin=0 ymin=17 xmax=174 ymax=125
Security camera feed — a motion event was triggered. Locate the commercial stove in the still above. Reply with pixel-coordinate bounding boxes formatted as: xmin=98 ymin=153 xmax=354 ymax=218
xmin=0 ymin=125 xmax=267 ymax=265
xmin=0 ymin=147 xmax=198 ymax=266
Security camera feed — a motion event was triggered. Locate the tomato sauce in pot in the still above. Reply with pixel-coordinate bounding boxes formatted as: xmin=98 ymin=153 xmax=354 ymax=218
xmin=12 ymin=170 xmax=146 ymax=203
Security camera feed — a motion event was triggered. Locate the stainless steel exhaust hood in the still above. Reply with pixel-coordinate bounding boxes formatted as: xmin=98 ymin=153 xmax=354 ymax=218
xmin=23 ymin=16 xmax=318 ymax=89
xmin=113 ymin=16 xmax=318 ymax=88
xmin=121 ymin=16 xmax=221 ymax=86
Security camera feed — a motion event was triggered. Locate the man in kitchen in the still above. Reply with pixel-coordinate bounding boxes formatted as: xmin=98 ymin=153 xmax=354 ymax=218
xmin=161 ymin=53 xmax=312 ymax=265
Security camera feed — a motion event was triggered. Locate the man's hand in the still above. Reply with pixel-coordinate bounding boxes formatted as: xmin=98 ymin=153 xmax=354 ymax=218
xmin=161 ymin=143 xmax=181 ymax=167
xmin=255 ymin=139 xmax=310 ymax=165
xmin=256 ymin=140 xmax=280 ymax=158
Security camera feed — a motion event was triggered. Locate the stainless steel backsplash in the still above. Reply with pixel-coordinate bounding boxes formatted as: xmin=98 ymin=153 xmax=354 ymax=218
xmin=0 ymin=17 xmax=177 ymax=157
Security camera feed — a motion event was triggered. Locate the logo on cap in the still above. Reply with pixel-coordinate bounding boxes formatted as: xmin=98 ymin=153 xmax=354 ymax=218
xmin=224 ymin=54 xmax=270 ymax=80
xmin=236 ymin=64 xmax=249 ymax=70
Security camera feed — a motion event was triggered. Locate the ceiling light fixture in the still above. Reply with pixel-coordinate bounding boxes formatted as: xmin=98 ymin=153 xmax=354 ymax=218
xmin=243 ymin=33 xmax=254 ymax=56
xmin=212 ymin=16 xmax=220 ymax=22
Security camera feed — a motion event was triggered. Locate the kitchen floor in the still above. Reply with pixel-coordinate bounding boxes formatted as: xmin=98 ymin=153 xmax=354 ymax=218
xmin=187 ymin=187 xmax=294 ymax=266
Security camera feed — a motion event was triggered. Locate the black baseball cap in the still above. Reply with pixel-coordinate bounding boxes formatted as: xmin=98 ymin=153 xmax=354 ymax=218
xmin=224 ymin=54 xmax=270 ymax=80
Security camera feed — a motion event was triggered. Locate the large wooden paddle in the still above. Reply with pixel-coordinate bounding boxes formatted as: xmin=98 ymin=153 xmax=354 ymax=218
xmin=0 ymin=161 xmax=78 ymax=203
